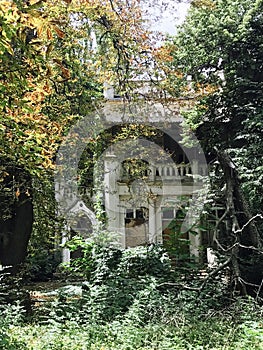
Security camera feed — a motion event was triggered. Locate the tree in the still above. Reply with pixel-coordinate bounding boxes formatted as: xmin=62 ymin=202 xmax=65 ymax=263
xmin=168 ymin=0 xmax=263 ymax=295
xmin=0 ymin=0 xmax=158 ymax=267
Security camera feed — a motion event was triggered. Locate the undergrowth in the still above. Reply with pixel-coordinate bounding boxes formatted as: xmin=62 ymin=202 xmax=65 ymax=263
xmin=1 ymin=304 xmax=263 ymax=350
xmin=1 ymin=242 xmax=262 ymax=349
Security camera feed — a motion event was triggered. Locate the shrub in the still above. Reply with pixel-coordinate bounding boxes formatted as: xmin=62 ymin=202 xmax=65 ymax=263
xmin=24 ymin=249 xmax=60 ymax=282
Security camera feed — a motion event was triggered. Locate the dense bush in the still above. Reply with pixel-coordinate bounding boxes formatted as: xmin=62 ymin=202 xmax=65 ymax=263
xmin=42 ymin=242 xmax=174 ymax=323
xmin=23 ymin=249 xmax=60 ymax=282
xmin=35 ymin=241 xmax=231 ymax=325
xmin=0 ymin=271 xmax=31 ymax=315
xmin=63 ymin=237 xmax=171 ymax=279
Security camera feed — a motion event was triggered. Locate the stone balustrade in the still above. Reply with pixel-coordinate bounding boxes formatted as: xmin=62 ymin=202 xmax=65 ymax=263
xmin=120 ymin=162 xmax=207 ymax=182
xmin=153 ymin=163 xmax=192 ymax=178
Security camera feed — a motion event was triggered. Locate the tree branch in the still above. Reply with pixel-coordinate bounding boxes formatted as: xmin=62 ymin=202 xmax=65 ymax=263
xmin=158 ymin=257 xmax=231 ymax=293
xmin=234 ymin=214 xmax=263 ymax=235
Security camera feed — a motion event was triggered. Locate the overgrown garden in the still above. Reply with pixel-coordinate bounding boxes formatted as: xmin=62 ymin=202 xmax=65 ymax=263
xmin=0 ymin=0 xmax=263 ymax=348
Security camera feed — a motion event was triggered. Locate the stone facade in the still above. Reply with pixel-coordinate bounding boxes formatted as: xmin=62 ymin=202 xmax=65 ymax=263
xmin=56 ymin=88 xmax=208 ymax=263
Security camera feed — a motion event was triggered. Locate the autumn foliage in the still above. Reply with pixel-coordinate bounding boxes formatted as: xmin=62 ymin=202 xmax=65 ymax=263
xmin=0 ymin=0 xmax=159 ymax=176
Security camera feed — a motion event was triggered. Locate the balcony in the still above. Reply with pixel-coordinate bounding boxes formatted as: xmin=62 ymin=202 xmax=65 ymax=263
xmin=119 ymin=161 xmax=207 ymax=183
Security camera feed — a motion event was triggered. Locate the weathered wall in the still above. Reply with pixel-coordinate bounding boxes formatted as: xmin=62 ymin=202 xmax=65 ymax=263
xmin=125 ymin=218 xmax=148 ymax=247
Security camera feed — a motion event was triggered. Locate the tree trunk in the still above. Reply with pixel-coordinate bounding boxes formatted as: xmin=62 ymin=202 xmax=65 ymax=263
xmin=0 ymin=193 xmax=33 ymax=267
xmin=217 ymin=150 xmax=260 ymax=247
xmin=217 ymin=150 xmax=263 ymax=296
xmin=0 ymin=163 xmax=33 ymax=270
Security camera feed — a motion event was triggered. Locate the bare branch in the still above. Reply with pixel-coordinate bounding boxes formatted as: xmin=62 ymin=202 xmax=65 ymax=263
xmin=220 ymin=242 xmax=263 ymax=254
xmin=199 ymin=257 xmax=231 ymax=291
xmin=157 ymin=282 xmax=200 ymax=292
xmin=256 ymin=278 xmax=263 ymax=301
xmin=158 ymin=257 xmax=231 ymax=293
xmin=234 ymin=214 xmax=263 ymax=234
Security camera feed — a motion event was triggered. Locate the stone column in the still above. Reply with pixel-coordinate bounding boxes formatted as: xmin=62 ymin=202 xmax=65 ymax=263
xmin=149 ymin=165 xmax=155 ymax=181
xmin=61 ymin=226 xmax=70 ymax=264
xmin=191 ymin=159 xmax=199 ymax=176
xmin=104 ymin=153 xmax=128 ymax=249
xmin=155 ymin=201 xmax=163 ymax=244
xmin=104 ymin=154 xmax=119 ymax=234
xmin=148 ymin=200 xmax=156 ymax=244
xmin=119 ymin=209 xmax=126 ymax=248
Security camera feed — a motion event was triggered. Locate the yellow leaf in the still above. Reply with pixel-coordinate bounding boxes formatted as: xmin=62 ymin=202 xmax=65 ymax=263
xmin=53 ymin=25 xmax=65 ymax=38
xmin=30 ymin=0 xmax=41 ymax=4
xmin=37 ymin=25 xmax=43 ymax=37
xmin=1 ymin=39 xmax=14 ymax=55
xmin=47 ymin=28 xmax=53 ymax=40
xmin=61 ymin=66 xmax=70 ymax=79
xmin=45 ymin=43 xmax=53 ymax=57
xmin=15 ymin=188 xmax=20 ymax=199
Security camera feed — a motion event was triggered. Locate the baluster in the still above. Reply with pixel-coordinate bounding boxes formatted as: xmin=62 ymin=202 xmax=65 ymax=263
xmin=177 ymin=165 xmax=181 ymax=176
